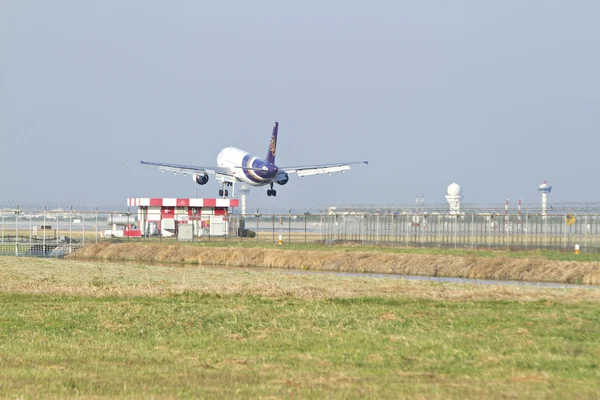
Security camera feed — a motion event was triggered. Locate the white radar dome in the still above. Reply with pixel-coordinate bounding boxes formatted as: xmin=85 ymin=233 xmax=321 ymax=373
xmin=447 ymin=183 xmax=462 ymax=197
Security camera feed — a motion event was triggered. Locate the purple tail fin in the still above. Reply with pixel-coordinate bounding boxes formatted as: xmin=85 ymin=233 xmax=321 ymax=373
xmin=266 ymin=122 xmax=278 ymax=164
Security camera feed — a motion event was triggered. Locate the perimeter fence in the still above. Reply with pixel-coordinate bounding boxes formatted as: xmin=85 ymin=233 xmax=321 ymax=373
xmin=2 ymin=204 xmax=600 ymax=257
xmin=232 ymin=210 xmax=600 ymax=252
xmin=0 ymin=207 xmax=127 ymax=257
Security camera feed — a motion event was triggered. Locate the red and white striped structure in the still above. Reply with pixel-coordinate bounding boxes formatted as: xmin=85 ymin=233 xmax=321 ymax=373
xmin=127 ymin=198 xmax=239 ymax=237
xmin=127 ymin=198 xmax=238 ymax=208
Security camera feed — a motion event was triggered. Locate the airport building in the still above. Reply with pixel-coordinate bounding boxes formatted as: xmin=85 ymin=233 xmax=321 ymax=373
xmin=126 ymin=198 xmax=239 ymax=238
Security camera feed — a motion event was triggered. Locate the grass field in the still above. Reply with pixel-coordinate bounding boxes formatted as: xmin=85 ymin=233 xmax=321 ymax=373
xmin=1 ymin=257 xmax=600 ymax=399
xmin=75 ymin=242 xmax=600 ymax=285
xmin=97 ymin=238 xmax=600 ymax=262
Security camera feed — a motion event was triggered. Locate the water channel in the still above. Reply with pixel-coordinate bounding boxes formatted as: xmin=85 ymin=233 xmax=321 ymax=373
xmin=251 ymin=266 xmax=600 ymax=290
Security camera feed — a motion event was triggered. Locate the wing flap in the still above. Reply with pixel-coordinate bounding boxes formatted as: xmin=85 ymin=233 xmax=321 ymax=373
xmin=140 ymin=161 xmax=230 ymax=176
xmin=296 ymin=165 xmax=351 ymax=177
xmin=283 ymin=160 xmax=367 ymax=176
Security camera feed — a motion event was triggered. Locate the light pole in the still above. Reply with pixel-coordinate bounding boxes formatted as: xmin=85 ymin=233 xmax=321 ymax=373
xmin=14 ymin=207 xmax=21 ymax=256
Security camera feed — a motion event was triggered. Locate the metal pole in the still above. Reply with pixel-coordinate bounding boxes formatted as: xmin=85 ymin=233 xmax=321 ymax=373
xmin=43 ymin=207 xmax=46 ymax=256
xmin=15 ymin=207 xmax=19 ymax=256
xmin=471 ymin=212 xmax=474 ymax=249
xmin=82 ymin=212 xmax=85 ymax=245
xmin=69 ymin=206 xmax=73 ymax=254
xmin=525 ymin=212 xmax=528 ymax=250
xmin=564 ymin=213 xmax=568 ymax=250
xmin=304 ymin=215 xmax=307 ymax=244
xmin=488 ymin=214 xmax=491 ymax=248
xmin=405 ymin=214 xmax=409 ymax=247
xmin=454 ymin=216 xmax=457 ymax=249
xmin=320 ymin=213 xmax=323 ymax=244
xmin=127 ymin=209 xmax=130 ymax=242
xmin=29 ymin=212 xmax=32 ymax=244
xmin=585 ymin=214 xmax=588 ymax=252
xmin=96 ymin=208 xmax=98 ymax=244
xmin=376 ymin=213 xmax=380 ymax=244
xmin=359 ymin=214 xmax=363 ymax=245
xmin=436 ymin=214 xmax=440 ymax=248
xmin=543 ymin=214 xmax=547 ymax=248
xmin=506 ymin=212 xmax=509 ymax=250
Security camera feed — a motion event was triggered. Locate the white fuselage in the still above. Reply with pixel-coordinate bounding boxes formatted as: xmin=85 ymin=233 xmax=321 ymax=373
xmin=216 ymin=147 xmax=278 ymax=187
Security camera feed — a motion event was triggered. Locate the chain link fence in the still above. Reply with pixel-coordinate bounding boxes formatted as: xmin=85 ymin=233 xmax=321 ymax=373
xmin=0 ymin=207 xmax=125 ymax=257
xmin=228 ymin=211 xmax=600 ymax=252
xmin=2 ymin=205 xmax=600 ymax=257
xmin=317 ymin=212 xmax=599 ymax=251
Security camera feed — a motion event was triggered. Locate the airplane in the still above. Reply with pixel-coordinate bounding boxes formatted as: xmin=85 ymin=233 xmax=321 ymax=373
xmin=140 ymin=122 xmax=368 ymax=197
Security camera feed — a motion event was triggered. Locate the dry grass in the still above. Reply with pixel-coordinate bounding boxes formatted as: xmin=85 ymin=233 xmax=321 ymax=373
xmin=74 ymin=242 xmax=600 ymax=285
xmin=2 ymin=257 xmax=599 ymax=303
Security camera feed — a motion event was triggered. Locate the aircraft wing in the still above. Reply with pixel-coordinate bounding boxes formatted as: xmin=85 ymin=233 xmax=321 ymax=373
xmin=140 ymin=161 xmax=232 ymax=177
xmin=281 ymin=160 xmax=368 ymax=177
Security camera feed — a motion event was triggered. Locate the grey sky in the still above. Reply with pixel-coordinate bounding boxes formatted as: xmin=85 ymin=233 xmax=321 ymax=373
xmin=1 ymin=1 xmax=599 ymax=210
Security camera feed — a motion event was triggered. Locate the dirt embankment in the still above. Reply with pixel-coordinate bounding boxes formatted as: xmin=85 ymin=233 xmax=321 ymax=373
xmin=73 ymin=242 xmax=600 ymax=285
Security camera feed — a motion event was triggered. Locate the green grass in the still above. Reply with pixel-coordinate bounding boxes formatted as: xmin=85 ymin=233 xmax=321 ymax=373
xmin=1 ymin=257 xmax=599 ymax=398
xmin=1 ymin=293 xmax=599 ymax=398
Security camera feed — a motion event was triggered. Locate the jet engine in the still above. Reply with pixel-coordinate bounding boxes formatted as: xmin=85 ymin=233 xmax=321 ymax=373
xmin=276 ymin=172 xmax=289 ymax=185
xmin=193 ymin=173 xmax=209 ymax=185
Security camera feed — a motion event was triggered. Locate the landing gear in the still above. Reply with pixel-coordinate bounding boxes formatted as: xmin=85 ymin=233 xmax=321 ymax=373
xmin=219 ymin=182 xmax=232 ymax=198
xmin=267 ymin=182 xmax=277 ymax=197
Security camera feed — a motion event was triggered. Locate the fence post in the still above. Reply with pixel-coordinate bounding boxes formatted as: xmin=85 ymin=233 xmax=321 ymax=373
xmin=320 ymin=212 xmax=324 ymax=244
xmin=304 ymin=214 xmax=307 ymax=244
xmin=525 ymin=213 xmax=528 ymax=250
xmin=436 ymin=214 xmax=440 ymax=248
xmin=543 ymin=214 xmax=547 ymax=248
xmin=43 ymin=207 xmax=46 ymax=256
xmin=69 ymin=206 xmax=73 ymax=254
xmin=584 ymin=214 xmax=588 ymax=253
xmin=96 ymin=207 xmax=98 ymax=243
xmin=376 ymin=213 xmax=380 ymax=244
xmin=471 ymin=212 xmax=474 ymax=249
xmin=504 ymin=211 xmax=510 ymax=250
xmin=488 ymin=214 xmax=491 ymax=248
xmin=454 ymin=216 xmax=457 ymax=249
xmin=405 ymin=214 xmax=409 ymax=247
xmin=564 ymin=213 xmax=567 ymax=250
xmin=15 ymin=206 xmax=19 ymax=256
